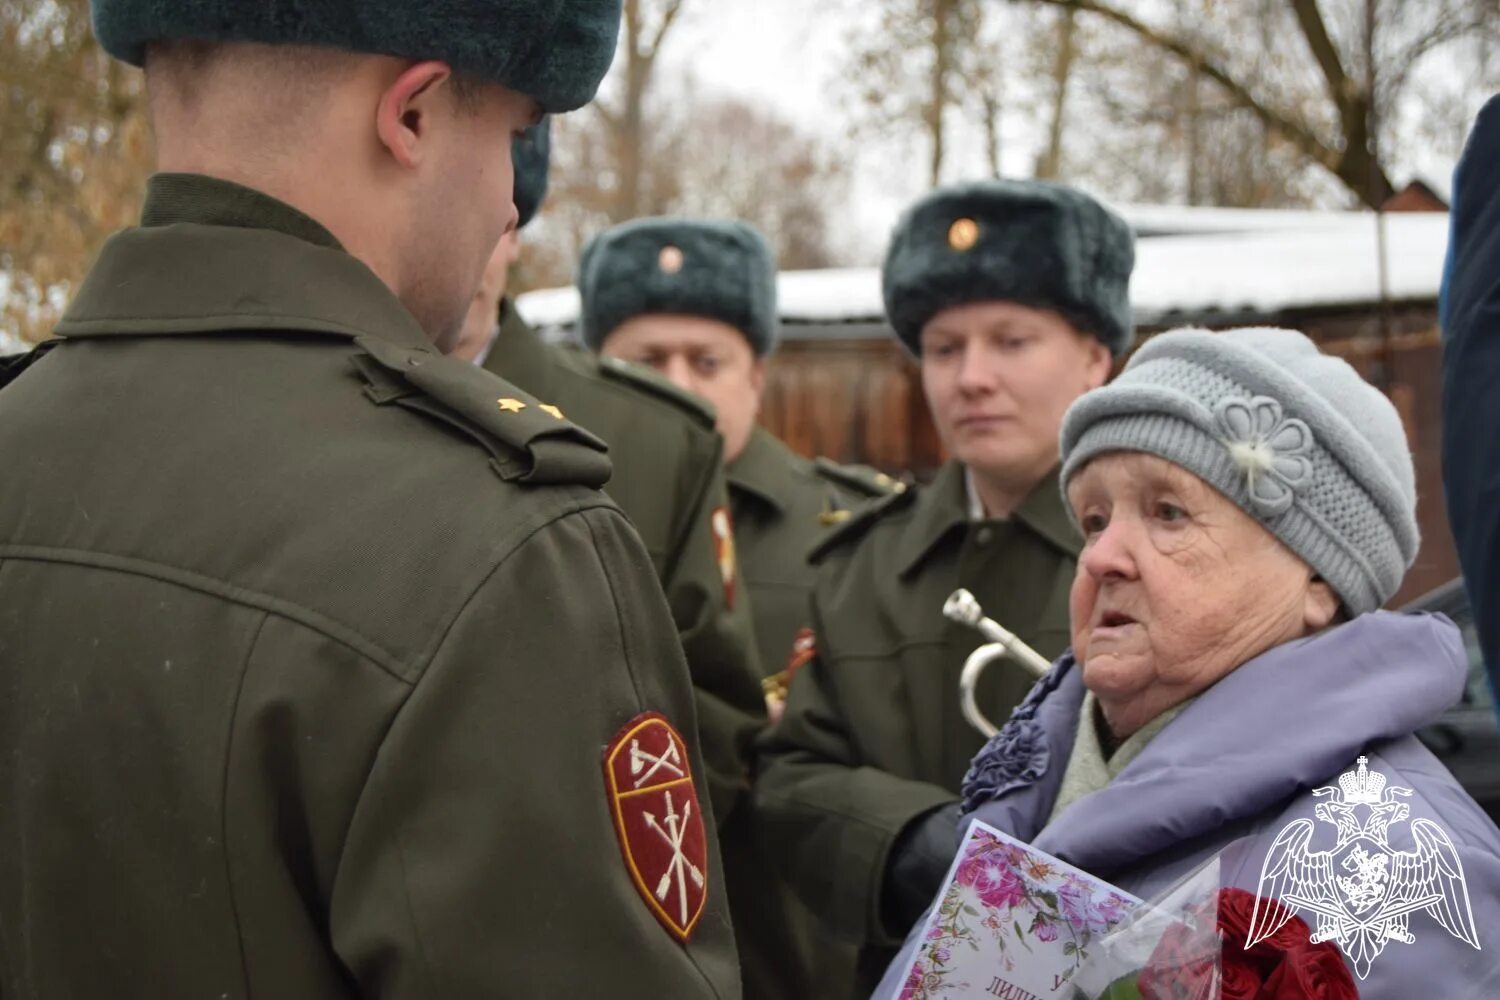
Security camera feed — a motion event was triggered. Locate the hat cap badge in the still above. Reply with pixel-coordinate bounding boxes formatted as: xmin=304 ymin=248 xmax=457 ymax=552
xmin=948 ymin=217 xmax=980 ymax=252
xmin=658 ymin=245 xmax=685 ymax=274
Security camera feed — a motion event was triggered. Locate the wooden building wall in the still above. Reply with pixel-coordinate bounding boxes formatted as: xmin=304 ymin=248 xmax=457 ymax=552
xmin=758 ymin=304 xmax=1455 ymax=606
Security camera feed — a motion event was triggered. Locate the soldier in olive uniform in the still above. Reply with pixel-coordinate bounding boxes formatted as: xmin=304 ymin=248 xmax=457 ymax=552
xmin=0 ymin=4 xmax=742 ymax=997
xmin=580 ymin=218 xmax=896 ymax=694
xmin=580 ymin=218 xmax=896 ymax=1000
xmin=755 ymin=180 xmax=1137 ymax=997
xmin=453 ymin=123 xmax=767 ymax=828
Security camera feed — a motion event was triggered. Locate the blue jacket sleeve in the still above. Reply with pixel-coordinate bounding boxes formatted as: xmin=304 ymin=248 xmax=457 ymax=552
xmin=1442 ymin=92 xmax=1500 ymax=713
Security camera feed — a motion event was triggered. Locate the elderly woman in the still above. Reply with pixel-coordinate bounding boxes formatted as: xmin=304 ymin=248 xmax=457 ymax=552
xmin=877 ymin=327 xmax=1500 ymax=997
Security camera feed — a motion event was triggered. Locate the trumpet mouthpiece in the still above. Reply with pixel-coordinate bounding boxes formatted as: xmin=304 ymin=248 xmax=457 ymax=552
xmin=943 ymin=588 xmax=983 ymax=627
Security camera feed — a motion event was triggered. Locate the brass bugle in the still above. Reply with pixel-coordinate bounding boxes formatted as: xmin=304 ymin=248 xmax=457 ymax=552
xmin=942 ymin=588 xmax=1053 ymax=739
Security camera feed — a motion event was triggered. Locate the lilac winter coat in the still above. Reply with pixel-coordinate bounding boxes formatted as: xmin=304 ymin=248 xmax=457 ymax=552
xmin=875 ymin=612 xmax=1500 ymax=997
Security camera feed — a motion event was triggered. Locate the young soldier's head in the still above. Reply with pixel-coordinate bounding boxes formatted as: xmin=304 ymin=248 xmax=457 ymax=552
xmin=579 ymin=219 xmax=778 ymax=463
xmin=98 ymin=1 xmax=618 ymax=352
xmin=882 ymin=179 xmax=1135 ymax=515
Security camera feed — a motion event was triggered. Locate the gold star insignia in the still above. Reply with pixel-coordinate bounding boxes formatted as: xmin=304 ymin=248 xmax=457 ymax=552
xmin=496 ymin=398 xmax=527 ymax=413
xmin=539 ymin=403 xmax=565 ymax=420
xmin=948 ymin=217 xmax=980 ymax=252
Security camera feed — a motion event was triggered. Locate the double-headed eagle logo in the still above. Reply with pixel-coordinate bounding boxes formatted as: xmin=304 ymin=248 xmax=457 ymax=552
xmin=1249 ymin=756 xmax=1481 ymax=978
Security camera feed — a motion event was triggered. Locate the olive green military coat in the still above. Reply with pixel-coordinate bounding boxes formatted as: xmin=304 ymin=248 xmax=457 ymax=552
xmin=0 ymin=175 xmax=739 ymax=999
xmin=726 ymin=426 xmax=894 ymax=674
xmin=723 ymin=426 xmax=896 ymax=1000
xmin=754 ymin=459 xmax=1080 ymax=994
xmin=483 ymin=302 xmax=766 ymax=824
xmin=487 ymin=311 xmax=809 ymax=998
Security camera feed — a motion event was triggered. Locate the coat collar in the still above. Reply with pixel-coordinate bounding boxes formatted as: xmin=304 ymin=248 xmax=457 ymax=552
xmin=895 ymin=461 xmax=1079 ymax=578
xmin=484 ymin=297 xmax=558 ymax=397
xmin=55 ymin=173 xmax=433 ymax=356
xmin=726 ymin=426 xmax=809 ymax=515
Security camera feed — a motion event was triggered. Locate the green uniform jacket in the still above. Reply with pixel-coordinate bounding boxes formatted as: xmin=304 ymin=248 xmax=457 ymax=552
xmin=0 ymin=175 xmax=740 ymax=999
xmin=483 ymin=303 xmax=766 ymax=825
xmin=754 ymin=459 xmax=1079 ymax=995
xmin=727 ymin=426 xmax=894 ymax=674
xmin=724 ymin=426 xmax=896 ymax=1000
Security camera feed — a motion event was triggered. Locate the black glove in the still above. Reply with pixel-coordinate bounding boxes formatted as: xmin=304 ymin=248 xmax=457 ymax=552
xmin=880 ymin=801 xmax=963 ymax=938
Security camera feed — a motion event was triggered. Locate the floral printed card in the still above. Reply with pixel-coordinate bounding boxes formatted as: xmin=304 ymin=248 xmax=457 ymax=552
xmin=893 ymin=819 xmax=1142 ymax=1000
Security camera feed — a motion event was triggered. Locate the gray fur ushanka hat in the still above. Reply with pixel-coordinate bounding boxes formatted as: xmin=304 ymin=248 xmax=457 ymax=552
xmin=578 ymin=217 xmax=779 ymax=355
xmin=882 ymin=178 xmax=1135 ymax=357
xmin=92 ymin=0 xmax=623 ymax=113
xmin=1060 ymin=327 xmax=1419 ymax=615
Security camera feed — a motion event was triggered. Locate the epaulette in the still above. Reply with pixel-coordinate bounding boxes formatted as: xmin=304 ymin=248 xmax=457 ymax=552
xmin=594 ymin=354 xmax=717 ymax=429
xmin=808 ymin=485 xmax=916 ymax=564
xmin=0 ymin=340 xmax=57 ymax=391
xmin=353 ymin=334 xmax=611 ymax=488
xmin=813 ymin=457 xmax=908 ymax=500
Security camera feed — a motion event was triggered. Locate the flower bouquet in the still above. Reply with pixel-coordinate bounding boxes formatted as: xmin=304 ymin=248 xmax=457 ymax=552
xmin=1065 ymin=857 xmax=1358 ymax=1000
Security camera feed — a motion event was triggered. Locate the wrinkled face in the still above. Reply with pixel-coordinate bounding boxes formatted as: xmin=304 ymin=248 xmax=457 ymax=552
xmin=402 ymin=82 xmax=537 ymax=353
xmin=1066 ymin=452 xmax=1338 ymax=734
xmin=920 ymin=301 xmax=1111 ymax=490
xmin=451 ymin=229 xmax=521 ymax=363
xmin=601 ymin=315 xmax=766 ymax=463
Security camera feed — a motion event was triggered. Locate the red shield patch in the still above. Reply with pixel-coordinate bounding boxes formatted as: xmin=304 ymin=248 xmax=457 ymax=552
xmin=602 ymin=712 xmax=710 ymax=942
xmin=710 ymin=506 xmax=737 ymax=610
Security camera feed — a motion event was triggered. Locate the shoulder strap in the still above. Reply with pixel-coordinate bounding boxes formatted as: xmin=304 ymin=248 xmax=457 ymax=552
xmin=812 ymin=457 xmax=907 ymax=501
xmin=353 ymin=334 xmax=612 ymax=488
xmin=808 ymin=486 xmax=916 ymax=564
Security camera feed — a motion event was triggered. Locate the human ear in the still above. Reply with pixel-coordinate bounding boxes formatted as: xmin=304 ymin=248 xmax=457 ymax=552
xmin=1303 ymin=576 xmax=1341 ymax=631
xmin=375 ymin=61 xmax=455 ymax=170
xmin=1081 ymin=337 xmax=1112 ymax=392
xmin=749 ymin=357 xmax=767 ymax=403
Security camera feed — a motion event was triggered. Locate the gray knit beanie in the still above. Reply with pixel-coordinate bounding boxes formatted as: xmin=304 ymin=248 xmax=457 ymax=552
xmin=1059 ymin=327 xmax=1418 ymax=615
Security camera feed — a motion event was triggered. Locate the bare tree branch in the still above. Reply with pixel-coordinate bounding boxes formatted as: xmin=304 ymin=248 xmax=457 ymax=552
xmin=1014 ymin=0 xmax=1338 ymax=172
xmin=1287 ymin=0 xmax=1355 ymax=110
xmin=647 ymin=0 xmax=686 ymax=61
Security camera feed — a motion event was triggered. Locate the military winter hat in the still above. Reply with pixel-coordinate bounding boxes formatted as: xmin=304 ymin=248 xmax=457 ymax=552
xmin=513 ymin=117 xmax=551 ymax=230
xmin=578 ymin=217 xmax=779 ymax=355
xmin=1060 ymin=327 xmax=1419 ymax=614
xmin=882 ymin=179 xmax=1135 ymax=357
xmin=92 ymin=1 xmax=623 ymax=114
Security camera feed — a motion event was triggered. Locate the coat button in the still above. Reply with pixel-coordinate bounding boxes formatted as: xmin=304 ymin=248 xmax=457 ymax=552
xmin=975 ymin=526 xmax=994 ymax=546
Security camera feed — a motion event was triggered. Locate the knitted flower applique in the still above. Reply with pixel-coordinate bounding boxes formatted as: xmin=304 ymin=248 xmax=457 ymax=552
xmin=1214 ymin=395 xmax=1314 ymax=518
xmin=959 ymin=661 xmax=1069 ymax=813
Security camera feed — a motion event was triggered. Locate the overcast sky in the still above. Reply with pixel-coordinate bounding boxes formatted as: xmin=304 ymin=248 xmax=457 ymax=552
xmin=621 ymin=1 xmax=1484 ymax=259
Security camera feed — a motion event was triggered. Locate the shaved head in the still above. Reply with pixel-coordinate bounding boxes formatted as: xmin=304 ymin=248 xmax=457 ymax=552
xmin=141 ymin=39 xmax=534 ymax=351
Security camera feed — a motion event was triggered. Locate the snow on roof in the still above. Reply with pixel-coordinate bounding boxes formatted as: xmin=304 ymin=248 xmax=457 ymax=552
xmin=517 ymin=209 xmax=1451 ymax=333
xmin=1115 ymin=203 xmax=1370 ymax=238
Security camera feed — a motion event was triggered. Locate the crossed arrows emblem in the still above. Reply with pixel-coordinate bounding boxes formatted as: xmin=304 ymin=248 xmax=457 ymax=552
xmin=643 ymin=790 xmax=706 ymax=926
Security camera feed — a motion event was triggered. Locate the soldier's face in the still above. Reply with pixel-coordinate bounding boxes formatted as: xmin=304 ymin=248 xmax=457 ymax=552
xmin=919 ymin=301 xmax=1110 ymax=491
xmin=600 ymin=316 xmax=766 ymax=463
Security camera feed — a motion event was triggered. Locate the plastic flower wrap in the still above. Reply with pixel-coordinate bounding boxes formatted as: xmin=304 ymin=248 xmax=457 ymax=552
xmin=1066 ymin=855 xmax=1359 ymax=1000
